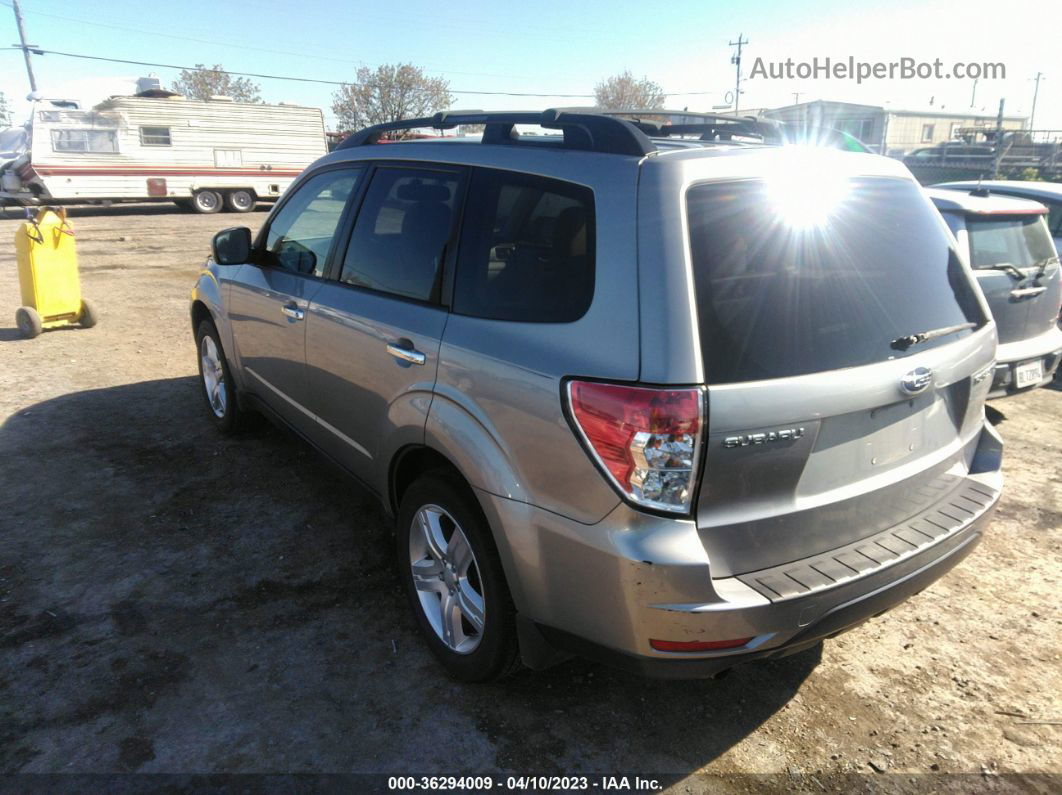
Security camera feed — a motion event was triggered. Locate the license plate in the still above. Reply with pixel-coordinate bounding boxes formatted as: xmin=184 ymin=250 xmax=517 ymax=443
xmin=1014 ymin=359 xmax=1044 ymax=389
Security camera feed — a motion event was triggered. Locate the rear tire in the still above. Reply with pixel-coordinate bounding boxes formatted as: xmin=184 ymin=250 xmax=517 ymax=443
xmin=79 ymin=299 xmax=99 ymax=328
xmin=225 ymin=189 xmax=255 ymax=213
xmin=15 ymin=306 xmax=42 ymax=338
xmin=195 ymin=319 xmax=244 ymax=434
xmin=398 ymin=471 xmax=520 ymax=682
xmin=191 ymin=190 xmax=223 ymax=214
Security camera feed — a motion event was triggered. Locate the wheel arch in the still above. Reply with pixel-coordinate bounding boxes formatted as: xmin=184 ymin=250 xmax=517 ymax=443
xmin=388 ymin=442 xmax=534 ymax=617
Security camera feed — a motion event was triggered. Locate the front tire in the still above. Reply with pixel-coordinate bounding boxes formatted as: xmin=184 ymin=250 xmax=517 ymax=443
xmin=225 ymin=189 xmax=256 ymax=213
xmin=195 ymin=319 xmax=243 ymax=434
xmin=191 ymin=190 xmax=223 ymax=214
xmin=398 ymin=472 xmax=520 ymax=682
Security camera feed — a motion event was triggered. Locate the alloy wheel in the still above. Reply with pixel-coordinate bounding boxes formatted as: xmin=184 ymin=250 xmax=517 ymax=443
xmin=409 ymin=504 xmax=486 ymax=654
xmin=199 ymin=335 xmax=227 ymax=417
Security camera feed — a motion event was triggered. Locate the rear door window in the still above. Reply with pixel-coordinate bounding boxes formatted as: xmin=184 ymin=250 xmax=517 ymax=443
xmin=339 ymin=167 xmax=461 ymax=302
xmin=453 ymin=168 xmax=595 ymax=322
xmin=687 ymin=177 xmax=986 ymax=384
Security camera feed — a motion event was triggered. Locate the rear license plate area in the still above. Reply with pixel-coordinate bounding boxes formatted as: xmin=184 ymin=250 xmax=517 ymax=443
xmin=1014 ymin=359 xmax=1044 ymax=389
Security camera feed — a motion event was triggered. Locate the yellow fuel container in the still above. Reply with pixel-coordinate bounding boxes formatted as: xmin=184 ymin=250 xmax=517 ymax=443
xmin=15 ymin=207 xmax=97 ymax=338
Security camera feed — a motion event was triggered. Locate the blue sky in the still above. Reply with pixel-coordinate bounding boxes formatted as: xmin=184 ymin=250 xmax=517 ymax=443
xmin=0 ymin=0 xmax=1058 ymax=132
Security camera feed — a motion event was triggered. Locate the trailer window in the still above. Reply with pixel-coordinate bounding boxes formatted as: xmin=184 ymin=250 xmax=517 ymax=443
xmin=51 ymin=129 xmax=118 ymax=153
xmin=140 ymin=126 xmax=171 ymax=146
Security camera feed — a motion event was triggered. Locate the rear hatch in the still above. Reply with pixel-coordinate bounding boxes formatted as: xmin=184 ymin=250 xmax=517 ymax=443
xmin=684 ymin=170 xmax=994 ymax=577
xmin=964 ymin=212 xmax=1061 ymax=346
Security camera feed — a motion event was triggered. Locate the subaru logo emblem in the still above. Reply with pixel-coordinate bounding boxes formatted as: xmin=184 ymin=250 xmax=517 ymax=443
xmin=900 ymin=367 xmax=933 ymax=396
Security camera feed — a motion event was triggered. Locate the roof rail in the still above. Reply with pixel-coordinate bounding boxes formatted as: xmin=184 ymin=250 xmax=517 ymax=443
xmin=599 ymin=108 xmax=784 ymax=142
xmin=335 ymin=108 xmax=655 ymax=156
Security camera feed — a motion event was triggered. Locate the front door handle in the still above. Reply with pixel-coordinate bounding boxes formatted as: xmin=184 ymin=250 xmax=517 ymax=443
xmin=1010 ymin=285 xmax=1046 ymax=299
xmin=386 ymin=342 xmax=426 ymax=366
xmin=281 ymin=304 xmax=305 ymax=320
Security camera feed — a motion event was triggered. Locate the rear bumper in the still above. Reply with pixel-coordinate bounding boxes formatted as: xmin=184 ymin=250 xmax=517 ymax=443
xmin=480 ymin=420 xmax=1003 ymax=678
xmin=990 ymin=326 xmax=1062 ymax=397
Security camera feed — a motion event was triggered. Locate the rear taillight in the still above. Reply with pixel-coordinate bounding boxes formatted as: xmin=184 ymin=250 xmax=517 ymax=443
xmin=566 ymin=380 xmax=705 ymax=514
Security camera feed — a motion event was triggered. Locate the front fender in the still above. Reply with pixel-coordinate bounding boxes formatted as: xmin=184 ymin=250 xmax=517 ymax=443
xmin=190 ymin=262 xmax=242 ymax=389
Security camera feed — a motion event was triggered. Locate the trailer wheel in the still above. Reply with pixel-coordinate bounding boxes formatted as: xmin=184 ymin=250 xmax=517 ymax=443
xmin=16 ymin=306 xmax=42 ymax=339
xmin=191 ymin=190 xmax=223 ymax=214
xmin=225 ymin=189 xmax=256 ymax=213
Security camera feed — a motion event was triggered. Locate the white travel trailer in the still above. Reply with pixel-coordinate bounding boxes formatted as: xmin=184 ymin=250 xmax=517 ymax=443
xmin=0 ymin=87 xmax=327 ymax=213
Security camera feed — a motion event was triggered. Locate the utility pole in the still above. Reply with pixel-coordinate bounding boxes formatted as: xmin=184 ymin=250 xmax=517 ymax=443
xmin=792 ymin=92 xmax=802 ymax=104
xmin=970 ymin=78 xmax=978 ymax=109
xmin=992 ymin=98 xmax=1006 ymax=178
xmin=11 ymin=0 xmax=38 ymax=93
xmin=729 ymin=33 xmax=748 ymax=114
xmin=1029 ymin=72 xmax=1043 ymax=130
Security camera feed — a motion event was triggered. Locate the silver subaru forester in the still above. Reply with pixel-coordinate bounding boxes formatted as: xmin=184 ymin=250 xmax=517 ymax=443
xmin=191 ymin=110 xmax=1003 ymax=681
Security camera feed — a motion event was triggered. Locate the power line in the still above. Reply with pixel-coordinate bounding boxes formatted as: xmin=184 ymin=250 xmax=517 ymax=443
xmin=2 ymin=47 xmax=723 ymax=99
xmin=3 ymin=47 xmax=596 ymax=97
xmin=0 ymin=2 xmax=555 ymax=83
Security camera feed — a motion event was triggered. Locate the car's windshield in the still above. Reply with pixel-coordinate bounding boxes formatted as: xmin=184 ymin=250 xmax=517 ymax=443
xmin=687 ymin=176 xmax=987 ymax=384
xmin=966 ymin=215 xmax=1057 ymax=270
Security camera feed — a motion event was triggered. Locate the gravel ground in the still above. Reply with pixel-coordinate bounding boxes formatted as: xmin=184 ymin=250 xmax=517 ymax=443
xmin=0 ymin=204 xmax=1059 ymax=790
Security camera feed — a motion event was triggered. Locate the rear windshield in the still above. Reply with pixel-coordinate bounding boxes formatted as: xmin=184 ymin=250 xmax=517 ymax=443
xmin=966 ymin=215 xmax=1056 ymax=270
xmin=687 ymin=177 xmax=986 ymax=384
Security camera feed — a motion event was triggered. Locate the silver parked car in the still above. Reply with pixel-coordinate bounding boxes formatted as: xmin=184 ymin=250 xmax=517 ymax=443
xmin=926 ymin=188 xmax=1062 ymax=396
xmin=191 ymin=110 xmax=1003 ymax=681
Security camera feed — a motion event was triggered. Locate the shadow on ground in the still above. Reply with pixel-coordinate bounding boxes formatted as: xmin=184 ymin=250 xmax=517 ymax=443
xmin=0 ymin=378 xmax=817 ymax=775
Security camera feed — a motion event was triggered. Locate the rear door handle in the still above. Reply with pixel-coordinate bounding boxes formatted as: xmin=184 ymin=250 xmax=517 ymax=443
xmin=386 ymin=342 xmax=426 ymax=366
xmin=1010 ymin=286 xmax=1046 ymax=299
xmin=281 ymin=303 xmax=305 ymax=320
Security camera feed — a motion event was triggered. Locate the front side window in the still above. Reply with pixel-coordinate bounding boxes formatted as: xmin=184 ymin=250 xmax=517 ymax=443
xmin=140 ymin=126 xmax=171 ymax=146
xmin=51 ymin=129 xmax=118 ymax=153
xmin=339 ymin=167 xmax=460 ymax=302
xmin=453 ymin=169 xmax=595 ymax=322
xmin=687 ymin=177 xmax=986 ymax=384
xmin=966 ymin=215 xmax=1056 ymax=270
xmin=264 ymin=168 xmax=362 ymax=277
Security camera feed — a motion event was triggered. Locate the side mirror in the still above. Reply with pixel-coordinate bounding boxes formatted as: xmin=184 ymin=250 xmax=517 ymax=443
xmin=212 ymin=227 xmax=252 ymax=265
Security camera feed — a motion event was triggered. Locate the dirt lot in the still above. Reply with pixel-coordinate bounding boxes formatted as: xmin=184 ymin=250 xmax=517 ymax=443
xmin=1 ymin=204 xmax=1060 ymax=789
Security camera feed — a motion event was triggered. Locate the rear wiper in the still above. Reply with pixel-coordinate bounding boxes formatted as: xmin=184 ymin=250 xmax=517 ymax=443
xmin=891 ymin=322 xmax=977 ymax=351
xmin=1034 ymin=254 xmax=1059 ymax=280
xmin=980 ymin=263 xmax=1028 ymax=281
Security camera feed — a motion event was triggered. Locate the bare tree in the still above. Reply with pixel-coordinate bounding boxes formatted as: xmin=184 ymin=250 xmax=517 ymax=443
xmin=172 ymin=65 xmax=262 ymax=103
xmin=331 ymin=64 xmax=453 ymax=134
xmin=593 ymin=70 xmax=666 ymax=111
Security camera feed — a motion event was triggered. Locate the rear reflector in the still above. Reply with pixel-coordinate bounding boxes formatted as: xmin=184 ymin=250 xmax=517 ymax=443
xmin=650 ymin=637 xmax=753 ymax=652
xmin=566 ymin=380 xmax=704 ymax=514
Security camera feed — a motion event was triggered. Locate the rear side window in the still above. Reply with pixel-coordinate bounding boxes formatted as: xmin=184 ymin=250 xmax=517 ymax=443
xmin=453 ymin=169 xmax=595 ymax=322
xmin=687 ymin=177 xmax=985 ymax=384
xmin=339 ymin=167 xmax=460 ymax=302
xmin=966 ymin=215 xmax=1056 ymax=269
